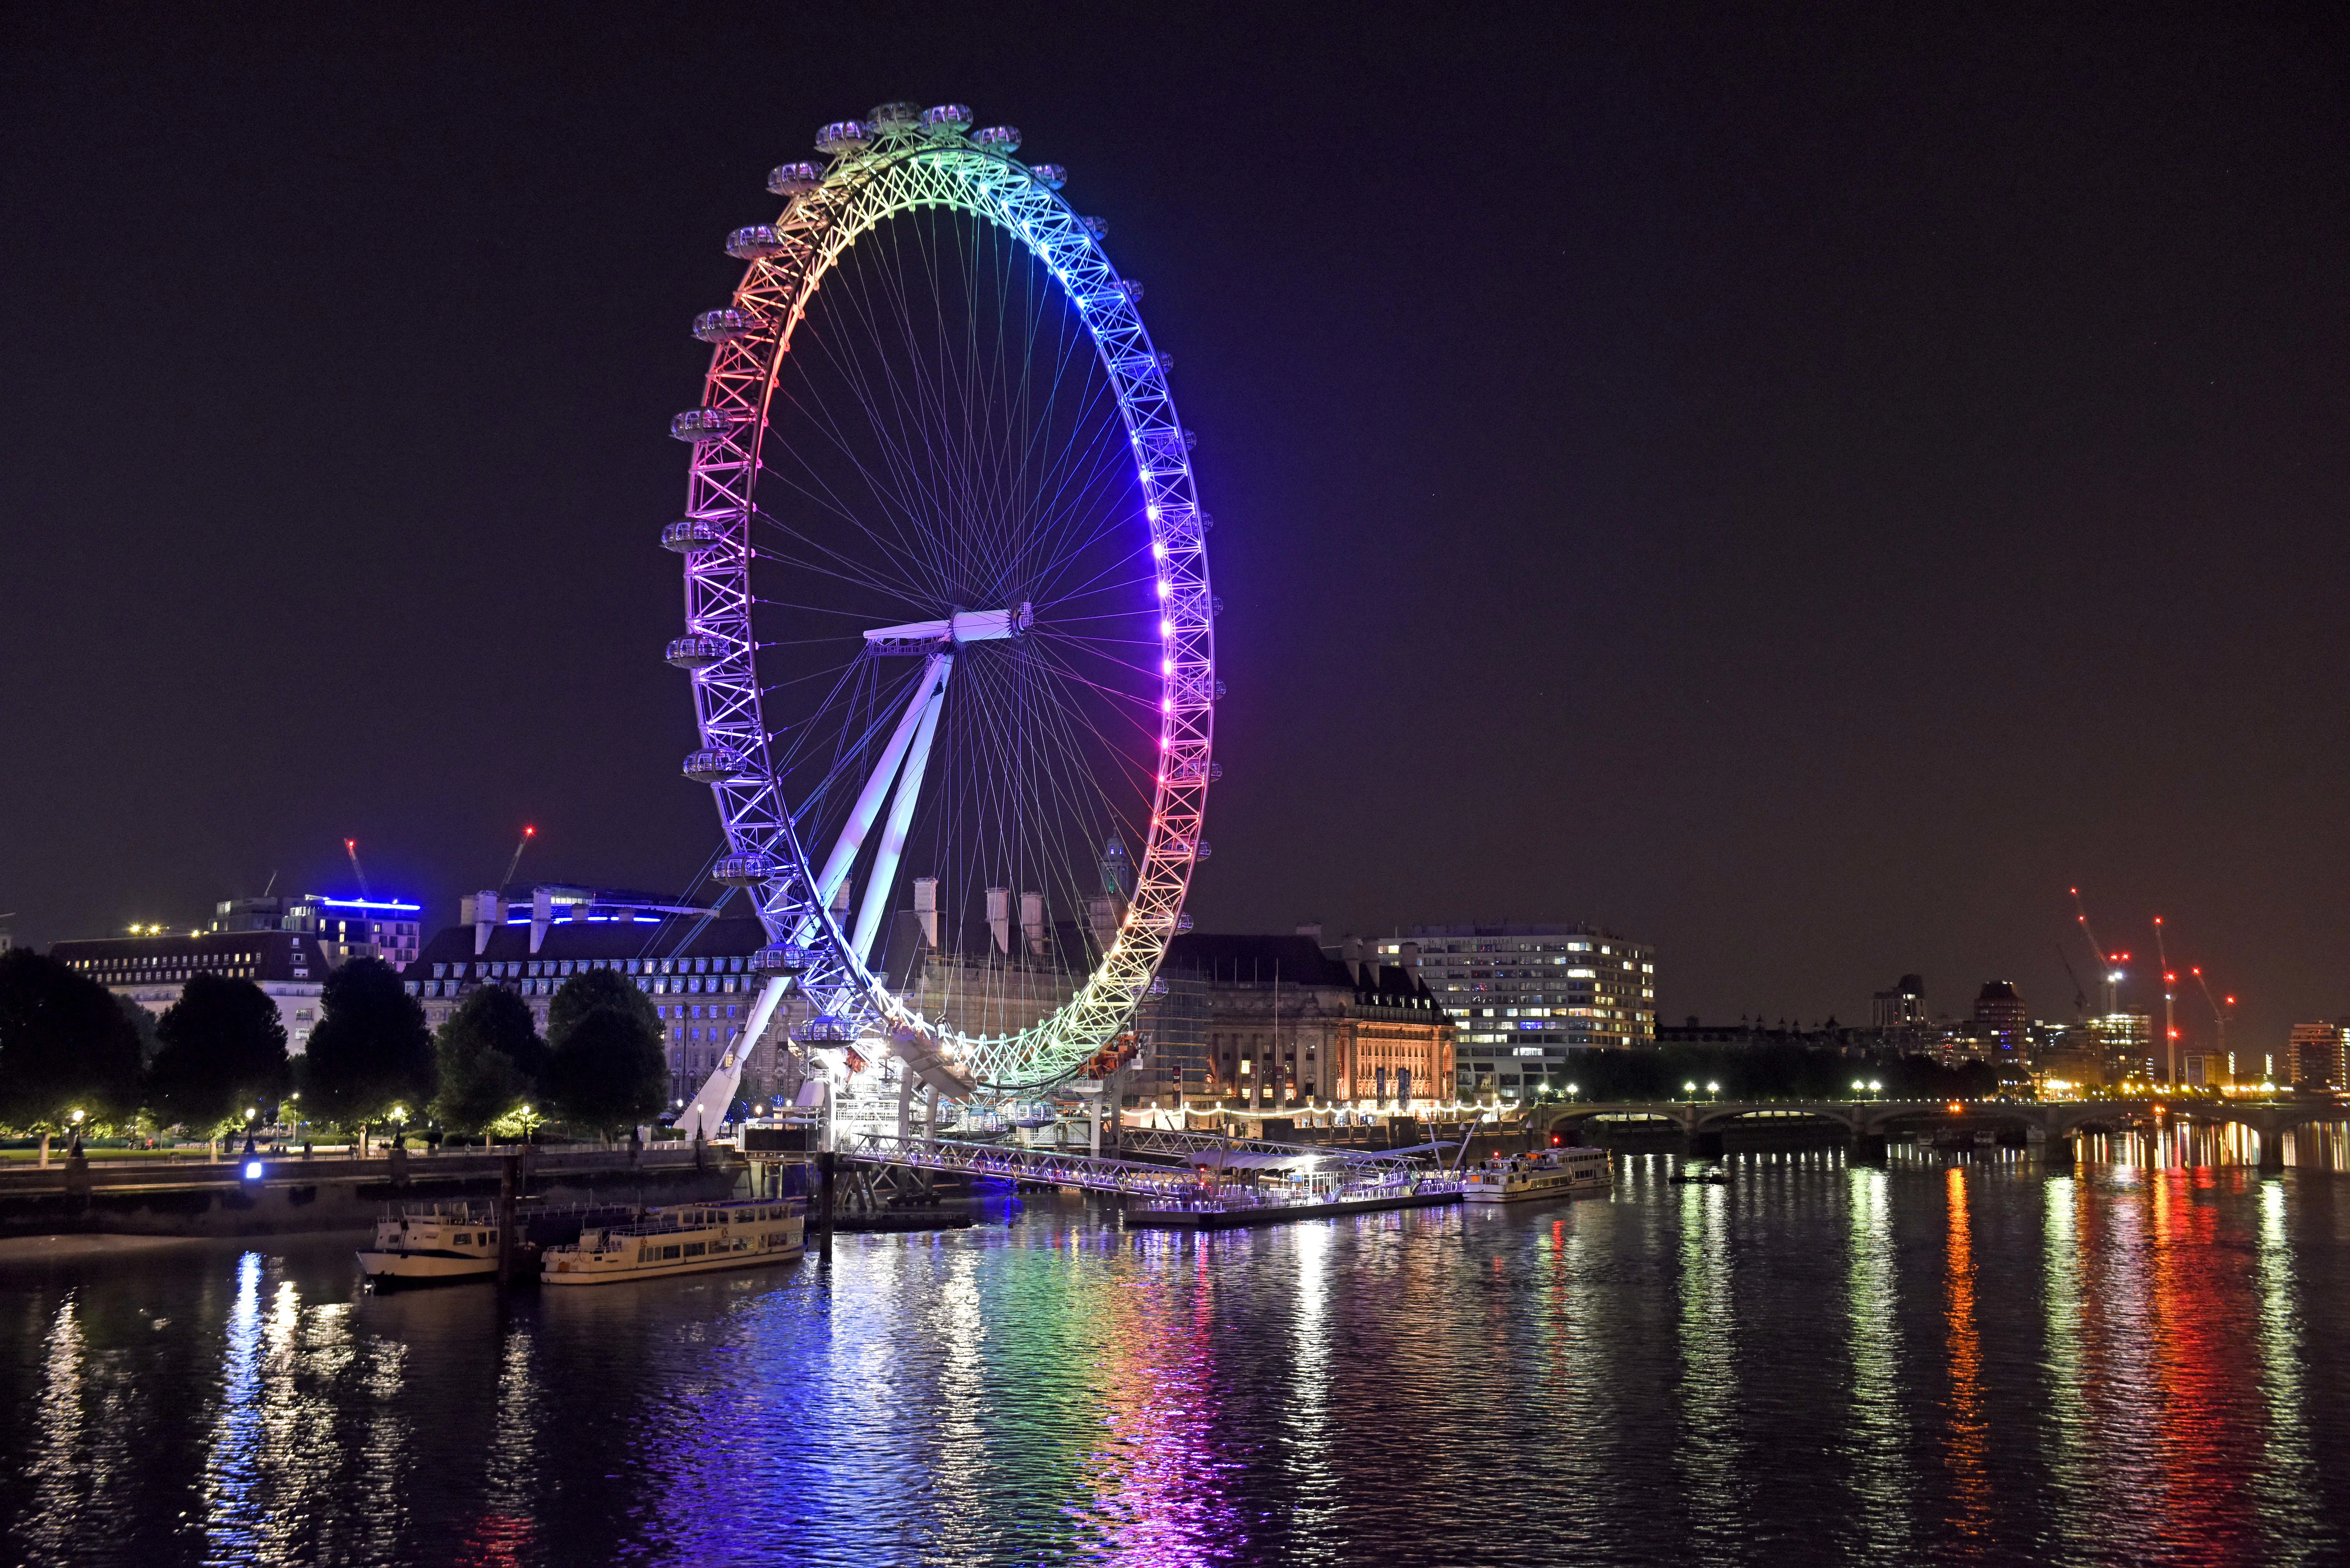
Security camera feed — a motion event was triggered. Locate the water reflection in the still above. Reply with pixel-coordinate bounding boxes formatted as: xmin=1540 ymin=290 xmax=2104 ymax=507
xmin=5 ymin=1163 xmax=2348 ymax=1566
xmin=1941 ymin=1167 xmax=1990 ymax=1546
xmin=2041 ymin=1172 xmax=2091 ymax=1561
xmin=1675 ymin=1178 xmax=1737 ymax=1550
xmin=1845 ymin=1167 xmax=1907 ymax=1557
xmin=2254 ymin=1180 xmax=2322 ymax=1560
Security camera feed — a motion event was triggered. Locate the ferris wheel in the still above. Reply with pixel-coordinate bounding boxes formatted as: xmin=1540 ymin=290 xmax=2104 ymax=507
xmin=665 ymin=102 xmax=1214 ymax=1112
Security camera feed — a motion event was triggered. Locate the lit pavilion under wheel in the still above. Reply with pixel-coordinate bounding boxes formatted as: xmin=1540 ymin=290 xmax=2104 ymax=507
xmin=666 ymin=103 xmax=1215 ymax=1117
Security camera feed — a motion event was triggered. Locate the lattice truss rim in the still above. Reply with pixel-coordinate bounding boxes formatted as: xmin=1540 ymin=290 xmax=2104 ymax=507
xmin=675 ymin=119 xmax=1213 ymax=1093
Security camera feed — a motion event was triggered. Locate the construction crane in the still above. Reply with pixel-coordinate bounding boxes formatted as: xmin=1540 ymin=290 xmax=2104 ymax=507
xmin=2153 ymin=916 xmax=2178 ymax=1087
xmin=2069 ymin=887 xmax=2124 ymax=1016
xmin=2190 ymin=966 xmax=2234 ymax=1080
xmin=344 ymin=838 xmax=371 ymax=898
xmin=501 ymin=824 xmax=536 ymax=888
xmin=2056 ymin=943 xmax=2090 ymax=1019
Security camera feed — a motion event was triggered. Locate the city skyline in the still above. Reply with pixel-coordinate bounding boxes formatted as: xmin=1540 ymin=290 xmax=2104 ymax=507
xmin=4 ymin=10 xmax=2345 ymax=1055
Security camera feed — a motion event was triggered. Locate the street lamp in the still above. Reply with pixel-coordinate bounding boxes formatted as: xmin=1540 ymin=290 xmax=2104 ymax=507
xmin=1683 ymin=1081 xmax=1698 ymax=1102
xmin=1706 ymin=1081 xmax=1720 ymax=1100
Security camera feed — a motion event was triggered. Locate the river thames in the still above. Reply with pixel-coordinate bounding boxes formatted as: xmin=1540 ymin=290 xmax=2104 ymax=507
xmin=6 ymin=1137 xmax=2348 ymax=1566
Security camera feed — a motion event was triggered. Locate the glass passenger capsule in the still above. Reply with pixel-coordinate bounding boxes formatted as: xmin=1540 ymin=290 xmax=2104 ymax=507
xmin=1028 ymin=162 xmax=1067 ymax=189
xmin=972 ymin=126 xmax=1022 ymax=154
xmin=867 ymin=102 xmax=922 ymax=133
xmin=766 ymin=161 xmax=821 ymax=196
xmin=814 ymin=120 xmax=869 ymax=155
xmin=681 ymin=748 xmax=747 ymax=784
xmin=711 ymin=852 xmax=776 ymax=886
xmin=661 ymin=518 xmax=725 ymax=552
xmin=748 ymin=943 xmax=808 ymax=976
xmin=670 ymin=408 xmax=736 ymax=442
xmin=921 ymin=104 xmax=973 ymax=136
xmin=693 ymin=308 xmax=750 ymax=343
xmin=725 ymin=225 xmax=786 ymax=260
xmin=665 ymin=635 xmax=726 ymax=670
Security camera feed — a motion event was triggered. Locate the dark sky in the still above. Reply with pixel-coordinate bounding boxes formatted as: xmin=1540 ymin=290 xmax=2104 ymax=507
xmin=5 ymin=6 xmax=2346 ymax=1051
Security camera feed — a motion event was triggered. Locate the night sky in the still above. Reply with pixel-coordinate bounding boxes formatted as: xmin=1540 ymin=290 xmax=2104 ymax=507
xmin=5 ymin=7 xmax=2346 ymax=1051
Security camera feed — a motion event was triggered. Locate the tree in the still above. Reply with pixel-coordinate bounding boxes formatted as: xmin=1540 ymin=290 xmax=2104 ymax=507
xmin=430 ymin=985 xmax=542 ymax=1136
xmin=148 ymin=974 xmax=291 ymax=1136
xmin=0 ymin=949 xmax=141 ymax=1136
xmin=116 ymin=994 xmax=162 ymax=1068
xmin=302 ymin=957 xmax=434 ymax=1143
xmin=546 ymin=968 xmax=658 ymax=1048
xmin=543 ymin=970 xmax=666 ymax=1141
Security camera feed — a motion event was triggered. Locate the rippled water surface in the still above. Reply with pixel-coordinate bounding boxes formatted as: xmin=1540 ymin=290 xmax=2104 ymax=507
xmin=8 ymin=1143 xmax=2350 ymax=1566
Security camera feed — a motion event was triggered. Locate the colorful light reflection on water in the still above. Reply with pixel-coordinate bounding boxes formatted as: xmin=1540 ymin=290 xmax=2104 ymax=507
xmin=5 ymin=1149 xmax=2350 ymax=1566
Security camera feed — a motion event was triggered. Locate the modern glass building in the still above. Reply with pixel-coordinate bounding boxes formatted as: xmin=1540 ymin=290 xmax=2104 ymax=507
xmin=1355 ymin=923 xmax=1656 ymax=1099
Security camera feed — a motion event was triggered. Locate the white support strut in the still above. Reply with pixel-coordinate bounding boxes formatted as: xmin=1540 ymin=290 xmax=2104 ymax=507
xmin=675 ymin=973 xmax=792 ymax=1142
xmin=852 ymin=658 xmax=952 ymax=965
xmin=812 ymin=653 xmax=950 ymax=911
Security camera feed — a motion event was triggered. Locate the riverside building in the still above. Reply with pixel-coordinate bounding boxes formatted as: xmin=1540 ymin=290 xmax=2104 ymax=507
xmin=1350 ymin=924 xmax=1656 ymax=1099
xmin=51 ymin=929 xmax=337 ymax=1051
xmin=406 ymin=884 xmax=786 ymax=1108
xmin=1161 ymin=933 xmax=1454 ymax=1110
xmin=211 ymin=893 xmax=424 ymax=970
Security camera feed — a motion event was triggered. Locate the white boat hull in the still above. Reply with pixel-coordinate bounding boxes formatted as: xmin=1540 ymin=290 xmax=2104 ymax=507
xmin=1461 ymin=1175 xmax=1610 ymax=1203
xmin=1461 ymin=1148 xmax=1612 ymax=1203
xmin=541 ymin=1198 xmax=808 ymax=1287
xmin=542 ymin=1243 xmax=804 ymax=1286
xmin=357 ymin=1250 xmax=498 ymax=1285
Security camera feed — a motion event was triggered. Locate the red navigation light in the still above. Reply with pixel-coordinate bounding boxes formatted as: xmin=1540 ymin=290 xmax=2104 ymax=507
xmin=344 ymin=838 xmax=356 ymax=851
xmin=2226 ymin=996 xmax=2237 ymax=1006
xmin=2165 ymin=972 xmax=2176 ymax=984
xmin=525 ymin=825 xmax=536 ymax=836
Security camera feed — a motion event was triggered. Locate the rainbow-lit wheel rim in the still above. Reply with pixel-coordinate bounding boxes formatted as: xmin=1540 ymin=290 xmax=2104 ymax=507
xmin=669 ymin=103 xmax=1212 ymax=1095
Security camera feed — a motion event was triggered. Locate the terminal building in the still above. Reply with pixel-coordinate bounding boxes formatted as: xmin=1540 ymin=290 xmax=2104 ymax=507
xmin=1346 ymin=923 xmax=1656 ymax=1099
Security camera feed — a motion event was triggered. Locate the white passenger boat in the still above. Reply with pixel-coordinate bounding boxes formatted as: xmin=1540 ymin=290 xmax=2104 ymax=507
xmin=540 ymin=1198 xmax=806 ymax=1286
xmin=1460 ymin=1146 xmax=1612 ymax=1203
xmin=357 ymin=1202 xmax=502 ymax=1287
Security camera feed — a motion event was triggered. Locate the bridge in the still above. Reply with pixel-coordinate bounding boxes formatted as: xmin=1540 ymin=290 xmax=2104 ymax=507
xmin=1538 ymin=1095 xmax=2349 ymax=1169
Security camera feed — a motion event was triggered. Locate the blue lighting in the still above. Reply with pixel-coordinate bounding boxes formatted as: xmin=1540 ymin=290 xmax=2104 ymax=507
xmin=242 ymin=1160 xmax=263 ymax=1180
xmin=314 ymin=896 xmax=422 ymax=912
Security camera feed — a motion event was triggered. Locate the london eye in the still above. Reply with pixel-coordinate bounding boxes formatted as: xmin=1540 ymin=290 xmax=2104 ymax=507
xmin=665 ymin=102 xmax=1215 ymax=1113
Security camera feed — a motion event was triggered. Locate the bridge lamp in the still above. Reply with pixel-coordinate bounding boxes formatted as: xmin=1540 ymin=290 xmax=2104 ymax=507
xmin=1706 ymin=1081 xmax=1720 ymax=1098
xmin=1682 ymin=1081 xmax=1698 ymax=1099
xmin=1868 ymin=1080 xmax=1881 ymax=1094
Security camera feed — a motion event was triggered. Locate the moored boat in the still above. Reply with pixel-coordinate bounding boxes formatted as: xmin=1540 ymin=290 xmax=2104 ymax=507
xmin=541 ymin=1198 xmax=806 ymax=1286
xmin=357 ymin=1202 xmax=502 ymax=1287
xmin=1461 ymin=1146 xmax=1612 ymax=1202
